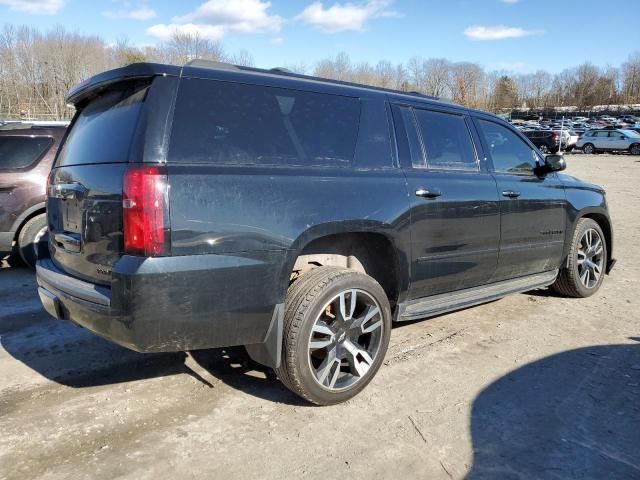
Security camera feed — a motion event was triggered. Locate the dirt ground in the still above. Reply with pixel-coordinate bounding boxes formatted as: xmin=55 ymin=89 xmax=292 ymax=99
xmin=1 ymin=153 xmax=639 ymax=480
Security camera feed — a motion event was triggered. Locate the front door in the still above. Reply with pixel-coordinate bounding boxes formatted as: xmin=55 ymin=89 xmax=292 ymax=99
xmin=391 ymin=104 xmax=500 ymax=300
xmin=474 ymin=118 xmax=567 ymax=282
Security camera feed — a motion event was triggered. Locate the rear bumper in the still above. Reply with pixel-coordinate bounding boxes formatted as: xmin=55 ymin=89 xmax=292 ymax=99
xmin=35 ymin=252 xmax=286 ymax=367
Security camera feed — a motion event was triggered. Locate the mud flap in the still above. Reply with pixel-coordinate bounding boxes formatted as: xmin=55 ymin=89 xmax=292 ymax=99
xmin=245 ymin=303 xmax=283 ymax=368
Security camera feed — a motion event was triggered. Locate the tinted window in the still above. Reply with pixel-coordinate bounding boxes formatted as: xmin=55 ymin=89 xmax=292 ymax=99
xmin=477 ymin=119 xmax=539 ymax=174
xmin=413 ymin=109 xmax=477 ymax=170
xmin=0 ymin=136 xmax=52 ymax=170
xmin=391 ymin=105 xmax=425 ymax=168
xmin=169 ymin=79 xmax=360 ymax=167
xmin=57 ymin=82 xmax=149 ymax=166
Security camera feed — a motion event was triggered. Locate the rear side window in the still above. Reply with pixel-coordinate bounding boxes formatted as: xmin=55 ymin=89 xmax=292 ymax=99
xmin=414 ymin=109 xmax=477 ymax=171
xmin=0 ymin=136 xmax=52 ymax=170
xmin=169 ymin=79 xmax=361 ymax=167
xmin=57 ymin=82 xmax=149 ymax=166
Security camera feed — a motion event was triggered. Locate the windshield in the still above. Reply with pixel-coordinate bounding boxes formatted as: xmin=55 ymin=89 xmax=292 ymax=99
xmin=624 ymin=130 xmax=640 ymax=138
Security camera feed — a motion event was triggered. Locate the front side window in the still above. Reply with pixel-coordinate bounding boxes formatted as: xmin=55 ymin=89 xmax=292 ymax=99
xmin=0 ymin=136 xmax=52 ymax=170
xmin=477 ymin=119 xmax=539 ymax=174
xmin=168 ymin=79 xmax=361 ymax=167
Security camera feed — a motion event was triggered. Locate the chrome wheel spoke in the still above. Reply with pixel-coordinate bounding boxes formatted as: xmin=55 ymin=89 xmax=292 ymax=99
xmin=338 ymin=290 xmax=357 ymax=321
xmin=316 ymin=350 xmax=341 ymax=387
xmin=577 ymin=228 xmax=604 ymax=289
xmin=350 ymin=305 xmax=381 ymax=334
xmin=308 ymin=288 xmax=384 ymax=391
xmin=309 ymin=321 xmax=335 ymax=350
xmin=343 ymin=339 xmax=374 ymax=377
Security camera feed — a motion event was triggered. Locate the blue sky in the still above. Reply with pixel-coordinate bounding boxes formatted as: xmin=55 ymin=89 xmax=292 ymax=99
xmin=0 ymin=0 xmax=637 ymax=73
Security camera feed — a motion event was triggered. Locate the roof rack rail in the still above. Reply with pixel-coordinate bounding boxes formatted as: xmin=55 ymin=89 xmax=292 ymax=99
xmin=182 ymin=59 xmax=447 ymax=102
xmin=184 ymin=59 xmax=240 ymax=71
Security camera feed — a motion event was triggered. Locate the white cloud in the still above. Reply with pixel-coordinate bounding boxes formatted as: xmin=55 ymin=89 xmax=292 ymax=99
xmin=146 ymin=23 xmax=226 ymax=41
xmin=464 ymin=25 xmax=541 ymax=41
xmin=295 ymin=0 xmax=400 ymax=33
xmin=147 ymin=0 xmax=282 ymax=41
xmin=103 ymin=7 xmax=156 ymax=21
xmin=0 ymin=0 xmax=64 ymax=15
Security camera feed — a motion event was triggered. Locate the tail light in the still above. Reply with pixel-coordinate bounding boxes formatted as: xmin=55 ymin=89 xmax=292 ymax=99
xmin=122 ymin=165 xmax=170 ymax=256
xmin=551 ymin=132 xmax=559 ymax=141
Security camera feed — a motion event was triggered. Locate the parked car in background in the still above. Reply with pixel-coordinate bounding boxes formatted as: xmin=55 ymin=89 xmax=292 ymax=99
xmin=577 ymin=129 xmax=640 ymax=155
xmin=619 ymin=115 xmax=639 ymax=124
xmin=523 ymin=129 xmax=560 ymax=153
xmin=0 ymin=122 xmax=67 ymax=266
xmin=36 ymin=61 xmax=615 ymax=405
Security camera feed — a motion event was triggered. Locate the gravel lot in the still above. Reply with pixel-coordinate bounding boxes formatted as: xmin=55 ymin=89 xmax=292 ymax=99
xmin=1 ymin=154 xmax=639 ymax=480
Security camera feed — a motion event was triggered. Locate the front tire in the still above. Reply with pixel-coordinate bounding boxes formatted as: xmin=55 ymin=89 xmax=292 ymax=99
xmin=275 ymin=266 xmax=391 ymax=405
xmin=552 ymin=218 xmax=607 ymax=298
xmin=630 ymin=143 xmax=640 ymax=155
xmin=17 ymin=214 xmax=48 ymax=268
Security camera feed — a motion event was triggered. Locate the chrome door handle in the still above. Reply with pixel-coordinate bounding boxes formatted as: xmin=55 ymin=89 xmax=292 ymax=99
xmin=502 ymin=190 xmax=521 ymax=198
xmin=415 ymin=187 xmax=442 ymax=198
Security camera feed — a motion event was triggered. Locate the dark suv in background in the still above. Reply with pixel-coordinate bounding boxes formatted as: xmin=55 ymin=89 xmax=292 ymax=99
xmin=522 ymin=129 xmax=561 ymax=153
xmin=0 ymin=123 xmax=67 ymax=266
xmin=36 ymin=61 xmax=614 ymax=405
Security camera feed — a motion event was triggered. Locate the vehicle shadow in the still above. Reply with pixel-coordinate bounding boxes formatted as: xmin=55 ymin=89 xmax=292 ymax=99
xmin=466 ymin=339 xmax=640 ymax=479
xmin=0 ymin=306 xmax=303 ymax=404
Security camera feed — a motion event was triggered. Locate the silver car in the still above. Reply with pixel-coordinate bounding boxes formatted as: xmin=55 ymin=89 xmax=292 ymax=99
xmin=577 ymin=129 xmax=640 ymax=155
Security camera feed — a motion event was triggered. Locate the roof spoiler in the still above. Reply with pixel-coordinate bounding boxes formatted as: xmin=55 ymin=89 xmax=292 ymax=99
xmin=66 ymin=62 xmax=181 ymax=105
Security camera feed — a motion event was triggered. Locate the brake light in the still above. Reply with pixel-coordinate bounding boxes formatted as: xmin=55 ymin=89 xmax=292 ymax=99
xmin=551 ymin=132 xmax=558 ymax=141
xmin=122 ymin=166 xmax=170 ymax=256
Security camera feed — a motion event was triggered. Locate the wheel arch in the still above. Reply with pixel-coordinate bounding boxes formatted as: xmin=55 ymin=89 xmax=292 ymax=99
xmin=11 ymin=202 xmax=46 ymax=244
xmin=283 ymin=227 xmax=409 ymax=309
xmin=565 ymin=210 xmax=613 ymax=268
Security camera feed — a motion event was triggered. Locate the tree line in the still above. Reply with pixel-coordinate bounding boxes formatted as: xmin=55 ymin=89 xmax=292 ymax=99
xmin=1 ymin=23 xmax=639 ymax=120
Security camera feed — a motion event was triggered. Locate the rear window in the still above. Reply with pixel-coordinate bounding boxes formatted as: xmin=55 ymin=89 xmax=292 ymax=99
xmin=168 ymin=79 xmax=361 ymax=167
xmin=0 ymin=136 xmax=52 ymax=170
xmin=56 ymin=82 xmax=149 ymax=166
xmin=413 ymin=109 xmax=477 ymax=171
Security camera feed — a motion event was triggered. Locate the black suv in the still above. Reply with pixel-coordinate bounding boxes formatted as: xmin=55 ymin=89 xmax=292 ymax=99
xmin=36 ymin=61 xmax=615 ymax=405
xmin=522 ymin=129 xmax=560 ymax=154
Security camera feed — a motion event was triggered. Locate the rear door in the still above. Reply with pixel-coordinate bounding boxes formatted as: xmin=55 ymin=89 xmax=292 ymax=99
xmin=47 ymin=77 xmax=174 ymax=285
xmin=392 ymin=104 xmax=500 ymax=299
xmin=474 ymin=117 xmax=566 ymax=281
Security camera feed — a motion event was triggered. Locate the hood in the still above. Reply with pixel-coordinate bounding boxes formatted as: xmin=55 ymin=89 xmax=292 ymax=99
xmin=557 ymin=173 xmax=605 ymax=194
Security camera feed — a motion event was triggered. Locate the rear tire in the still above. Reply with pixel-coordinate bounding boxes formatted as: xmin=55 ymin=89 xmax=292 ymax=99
xmin=275 ymin=266 xmax=391 ymax=405
xmin=582 ymin=143 xmax=596 ymax=154
xmin=18 ymin=214 xmax=47 ymax=268
xmin=552 ymin=218 xmax=607 ymax=298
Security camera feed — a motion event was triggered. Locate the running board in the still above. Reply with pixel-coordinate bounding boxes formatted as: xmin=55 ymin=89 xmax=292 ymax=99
xmin=398 ymin=269 xmax=558 ymax=322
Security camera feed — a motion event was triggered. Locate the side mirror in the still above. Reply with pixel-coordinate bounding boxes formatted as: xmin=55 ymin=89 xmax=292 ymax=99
xmin=544 ymin=154 xmax=566 ymax=173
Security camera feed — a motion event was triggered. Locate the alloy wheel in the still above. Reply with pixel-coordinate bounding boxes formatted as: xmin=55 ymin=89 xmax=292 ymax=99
xmin=307 ymin=289 xmax=384 ymax=391
xmin=577 ymin=228 xmax=604 ymax=289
